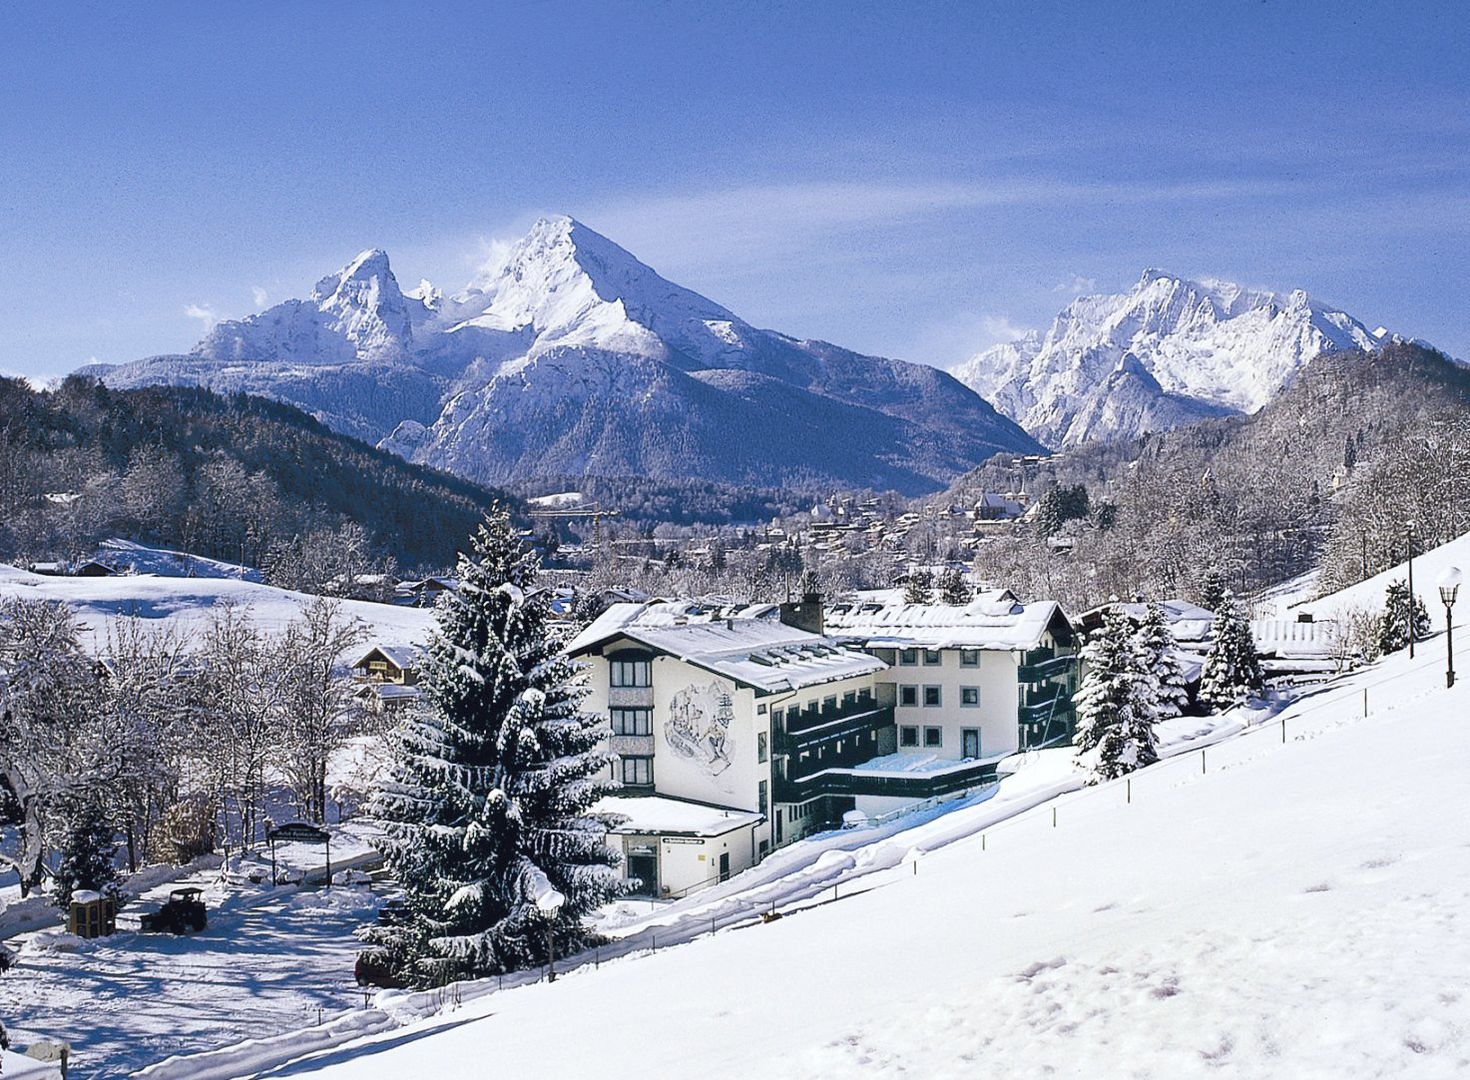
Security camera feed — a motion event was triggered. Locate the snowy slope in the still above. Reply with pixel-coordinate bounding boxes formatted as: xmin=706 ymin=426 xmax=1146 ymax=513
xmin=952 ymin=270 xmax=1383 ymax=448
xmin=1262 ymin=526 xmax=1470 ymax=621
xmin=0 ymin=565 xmax=433 ymax=653
xmin=87 ymin=218 xmax=1041 ymax=493
xmin=177 ymin=628 xmax=1470 ymax=1079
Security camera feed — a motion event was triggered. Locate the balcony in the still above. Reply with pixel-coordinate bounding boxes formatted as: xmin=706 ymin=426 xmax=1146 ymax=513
xmin=775 ymin=755 xmax=1000 ymax=803
xmin=774 ymin=701 xmax=894 ymax=759
xmin=1020 ymin=685 xmax=1071 ymax=723
xmin=610 ymin=734 xmax=655 ymax=757
xmin=1017 ymin=646 xmax=1076 ymax=683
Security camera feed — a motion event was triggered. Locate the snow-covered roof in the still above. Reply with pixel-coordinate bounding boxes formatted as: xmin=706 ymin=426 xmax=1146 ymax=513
xmin=567 ymin=602 xmax=885 ymax=693
xmin=597 ymin=795 xmax=763 ymax=836
xmin=1251 ymin=619 xmax=1339 ymax=659
xmin=1080 ymin=598 xmax=1217 ymax=644
xmin=352 ymin=644 xmax=419 ymax=670
xmin=823 ymin=591 xmax=1068 ymax=651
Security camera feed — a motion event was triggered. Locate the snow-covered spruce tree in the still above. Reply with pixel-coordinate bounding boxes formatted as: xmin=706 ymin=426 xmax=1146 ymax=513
xmin=937 ymin=567 xmax=972 ymax=606
xmin=1073 ymin=607 xmax=1159 ymax=782
xmin=1376 ymin=579 xmax=1431 ymax=655
xmin=903 ymin=568 xmax=934 ymax=604
xmin=361 ymin=508 xmax=622 ymax=986
xmin=1138 ymin=603 xmax=1189 ymax=720
xmin=52 ymin=790 xmax=119 ymax=910
xmin=1197 ymin=567 xmax=1228 ymax=613
xmin=1198 ymin=591 xmax=1265 ymax=711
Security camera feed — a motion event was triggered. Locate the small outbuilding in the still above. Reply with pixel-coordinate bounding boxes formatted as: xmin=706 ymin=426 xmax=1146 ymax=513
xmin=67 ymin=890 xmax=117 ymax=939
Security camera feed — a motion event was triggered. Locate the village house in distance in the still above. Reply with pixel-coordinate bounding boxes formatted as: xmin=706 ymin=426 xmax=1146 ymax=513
xmin=567 ymin=588 xmax=1078 ymax=898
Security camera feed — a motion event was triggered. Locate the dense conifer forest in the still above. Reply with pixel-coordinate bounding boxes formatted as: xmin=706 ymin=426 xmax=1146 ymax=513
xmin=0 ymin=377 xmax=516 ymax=572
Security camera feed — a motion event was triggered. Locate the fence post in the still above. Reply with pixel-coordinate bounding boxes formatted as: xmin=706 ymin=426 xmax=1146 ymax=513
xmin=1201 ymin=749 xmax=1206 ymax=774
xmin=1281 ymin=716 xmax=1286 ymax=743
xmin=982 ymin=832 xmax=986 ymax=851
xmin=1363 ymin=688 xmax=1368 ymax=717
xmin=1126 ymin=777 xmax=1131 ymax=804
xmin=1052 ymin=806 xmax=1057 ymax=828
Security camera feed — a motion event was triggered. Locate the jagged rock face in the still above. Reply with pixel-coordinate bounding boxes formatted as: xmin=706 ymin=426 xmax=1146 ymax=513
xmin=951 ymin=270 xmax=1383 ymax=448
xmin=88 ymin=217 xmax=1042 ymax=494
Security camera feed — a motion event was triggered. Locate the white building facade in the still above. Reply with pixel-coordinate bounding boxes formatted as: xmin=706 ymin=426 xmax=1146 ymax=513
xmin=568 ymin=591 xmax=1078 ymax=895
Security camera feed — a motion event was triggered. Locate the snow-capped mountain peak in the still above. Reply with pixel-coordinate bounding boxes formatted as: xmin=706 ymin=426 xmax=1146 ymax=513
xmin=951 ymin=270 xmax=1382 ymax=448
xmin=431 ymin=216 xmax=746 ymax=364
xmin=192 ymin=247 xmax=415 ymax=366
xmin=97 ymin=216 xmax=1043 ymax=492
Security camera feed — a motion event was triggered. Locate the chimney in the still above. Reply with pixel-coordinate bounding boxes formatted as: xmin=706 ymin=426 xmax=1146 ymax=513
xmin=779 ymin=590 xmax=824 ymax=635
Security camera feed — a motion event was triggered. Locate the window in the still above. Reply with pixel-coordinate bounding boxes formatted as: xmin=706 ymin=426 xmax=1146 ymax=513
xmin=611 ymin=707 xmax=652 ymax=735
xmin=923 ymin=726 xmax=943 ymax=748
xmin=858 ymin=687 xmax=872 ymax=704
xmin=823 ymin=695 xmax=837 ymax=713
xmin=960 ymin=649 xmax=980 ymax=667
xmin=900 ymin=725 xmax=919 ymax=747
xmin=899 ymin=648 xmax=918 ymax=666
xmin=842 ymin=690 xmax=856 ymax=707
xmin=620 ymin=756 xmax=653 ymax=786
xmin=922 ymin=649 xmax=941 ymax=666
xmin=610 ymin=658 xmax=651 ymax=688
xmin=961 ymin=687 xmax=980 ymax=707
xmin=758 ymin=780 xmax=768 ymax=815
xmin=923 ymin=685 xmax=942 ymax=708
xmin=773 ymin=707 xmax=785 ymax=727
xmin=900 ymin=685 xmax=918 ymax=707
xmin=757 ymin=731 xmax=769 ymax=763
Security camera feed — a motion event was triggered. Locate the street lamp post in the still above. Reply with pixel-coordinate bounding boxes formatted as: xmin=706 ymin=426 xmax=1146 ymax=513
xmin=1407 ymin=521 xmax=1417 ymax=658
xmin=1438 ymin=566 xmax=1461 ymax=689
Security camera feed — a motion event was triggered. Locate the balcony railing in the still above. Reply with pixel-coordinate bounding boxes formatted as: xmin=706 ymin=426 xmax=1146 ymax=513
xmin=1017 ymin=646 xmax=1075 ymax=683
xmin=775 ymin=756 xmax=999 ymax=803
xmin=775 ymin=699 xmax=894 ymax=757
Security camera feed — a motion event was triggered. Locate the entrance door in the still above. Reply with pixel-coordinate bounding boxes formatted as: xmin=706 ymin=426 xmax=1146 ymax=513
xmin=718 ymin=852 xmax=731 ymax=882
xmin=627 ymin=853 xmax=658 ymax=896
xmin=962 ymin=728 xmax=981 ymax=760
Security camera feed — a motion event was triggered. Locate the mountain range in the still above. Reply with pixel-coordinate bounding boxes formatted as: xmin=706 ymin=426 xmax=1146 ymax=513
xmin=950 ymin=270 xmax=1387 ymax=448
xmin=84 ymin=218 xmax=1042 ymax=495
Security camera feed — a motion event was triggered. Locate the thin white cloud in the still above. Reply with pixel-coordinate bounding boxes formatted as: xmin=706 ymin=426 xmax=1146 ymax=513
xmin=184 ymin=303 xmax=217 ymax=330
xmin=1054 ymin=274 xmax=1097 ymax=294
xmin=251 ymin=286 xmax=269 ymax=308
xmin=906 ymin=310 xmax=1035 ymax=368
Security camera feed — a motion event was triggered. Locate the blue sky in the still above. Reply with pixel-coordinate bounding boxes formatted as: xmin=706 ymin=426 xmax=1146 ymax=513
xmin=1 ymin=0 xmax=1467 ymax=379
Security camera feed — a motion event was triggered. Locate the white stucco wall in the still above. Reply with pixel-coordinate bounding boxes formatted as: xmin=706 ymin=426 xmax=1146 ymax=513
xmin=885 ymin=648 xmax=1021 ymax=760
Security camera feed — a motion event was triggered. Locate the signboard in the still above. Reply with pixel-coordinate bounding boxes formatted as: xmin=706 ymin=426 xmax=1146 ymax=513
xmin=662 ymin=837 xmax=705 ymax=846
xmin=269 ymin=823 xmax=331 ymax=845
xmin=266 ymin=822 xmax=333 ymax=887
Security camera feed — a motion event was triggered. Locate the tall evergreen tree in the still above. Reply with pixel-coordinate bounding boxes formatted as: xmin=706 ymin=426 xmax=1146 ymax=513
xmin=903 ymin=568 xmax=934 ymax=604
xmin=1074 ymin=607 xmax=1159 ymax=782
xmin=1138 ymin=603 xmax=1189 ymax=719
xmin=52 ymin=790 xmax=119 ymax=910
xmin=1376 ymin=579 xmax=1431 ymax=655
xmin=1198 ymin=591 xmax=1265 ymax=710
xmin=1197 ymin=567 xmax=1228 ymax=613
xmin=361 ymin=508 xmax=622 ymax=986
xmin=937 ymin=567 xmax=972 ymax=606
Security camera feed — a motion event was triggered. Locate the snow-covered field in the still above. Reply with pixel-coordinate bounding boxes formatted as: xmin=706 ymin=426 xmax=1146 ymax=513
xmin=0 ymin=834 xmax=388 ymax=1079
xmin=0 ymin=561 xmax=433 ymax=653
xmin=210 ymin=627 xmax=1470 ymax=1078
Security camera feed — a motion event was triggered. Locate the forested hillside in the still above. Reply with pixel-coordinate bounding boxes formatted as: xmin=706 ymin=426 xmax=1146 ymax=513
xmin=0 ymin=377 xmax=516 ymax=572
xmin=943 ymin=342 xmax=1470 ymax=608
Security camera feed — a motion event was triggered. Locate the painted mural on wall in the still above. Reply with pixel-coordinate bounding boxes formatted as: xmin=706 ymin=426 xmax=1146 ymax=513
xmin=665 ymin=681 xmax=736 ymax=787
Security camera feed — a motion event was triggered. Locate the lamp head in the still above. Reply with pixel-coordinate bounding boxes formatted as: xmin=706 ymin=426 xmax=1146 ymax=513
xmin=1438 ymin=565 xmax=1462 ymax=606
